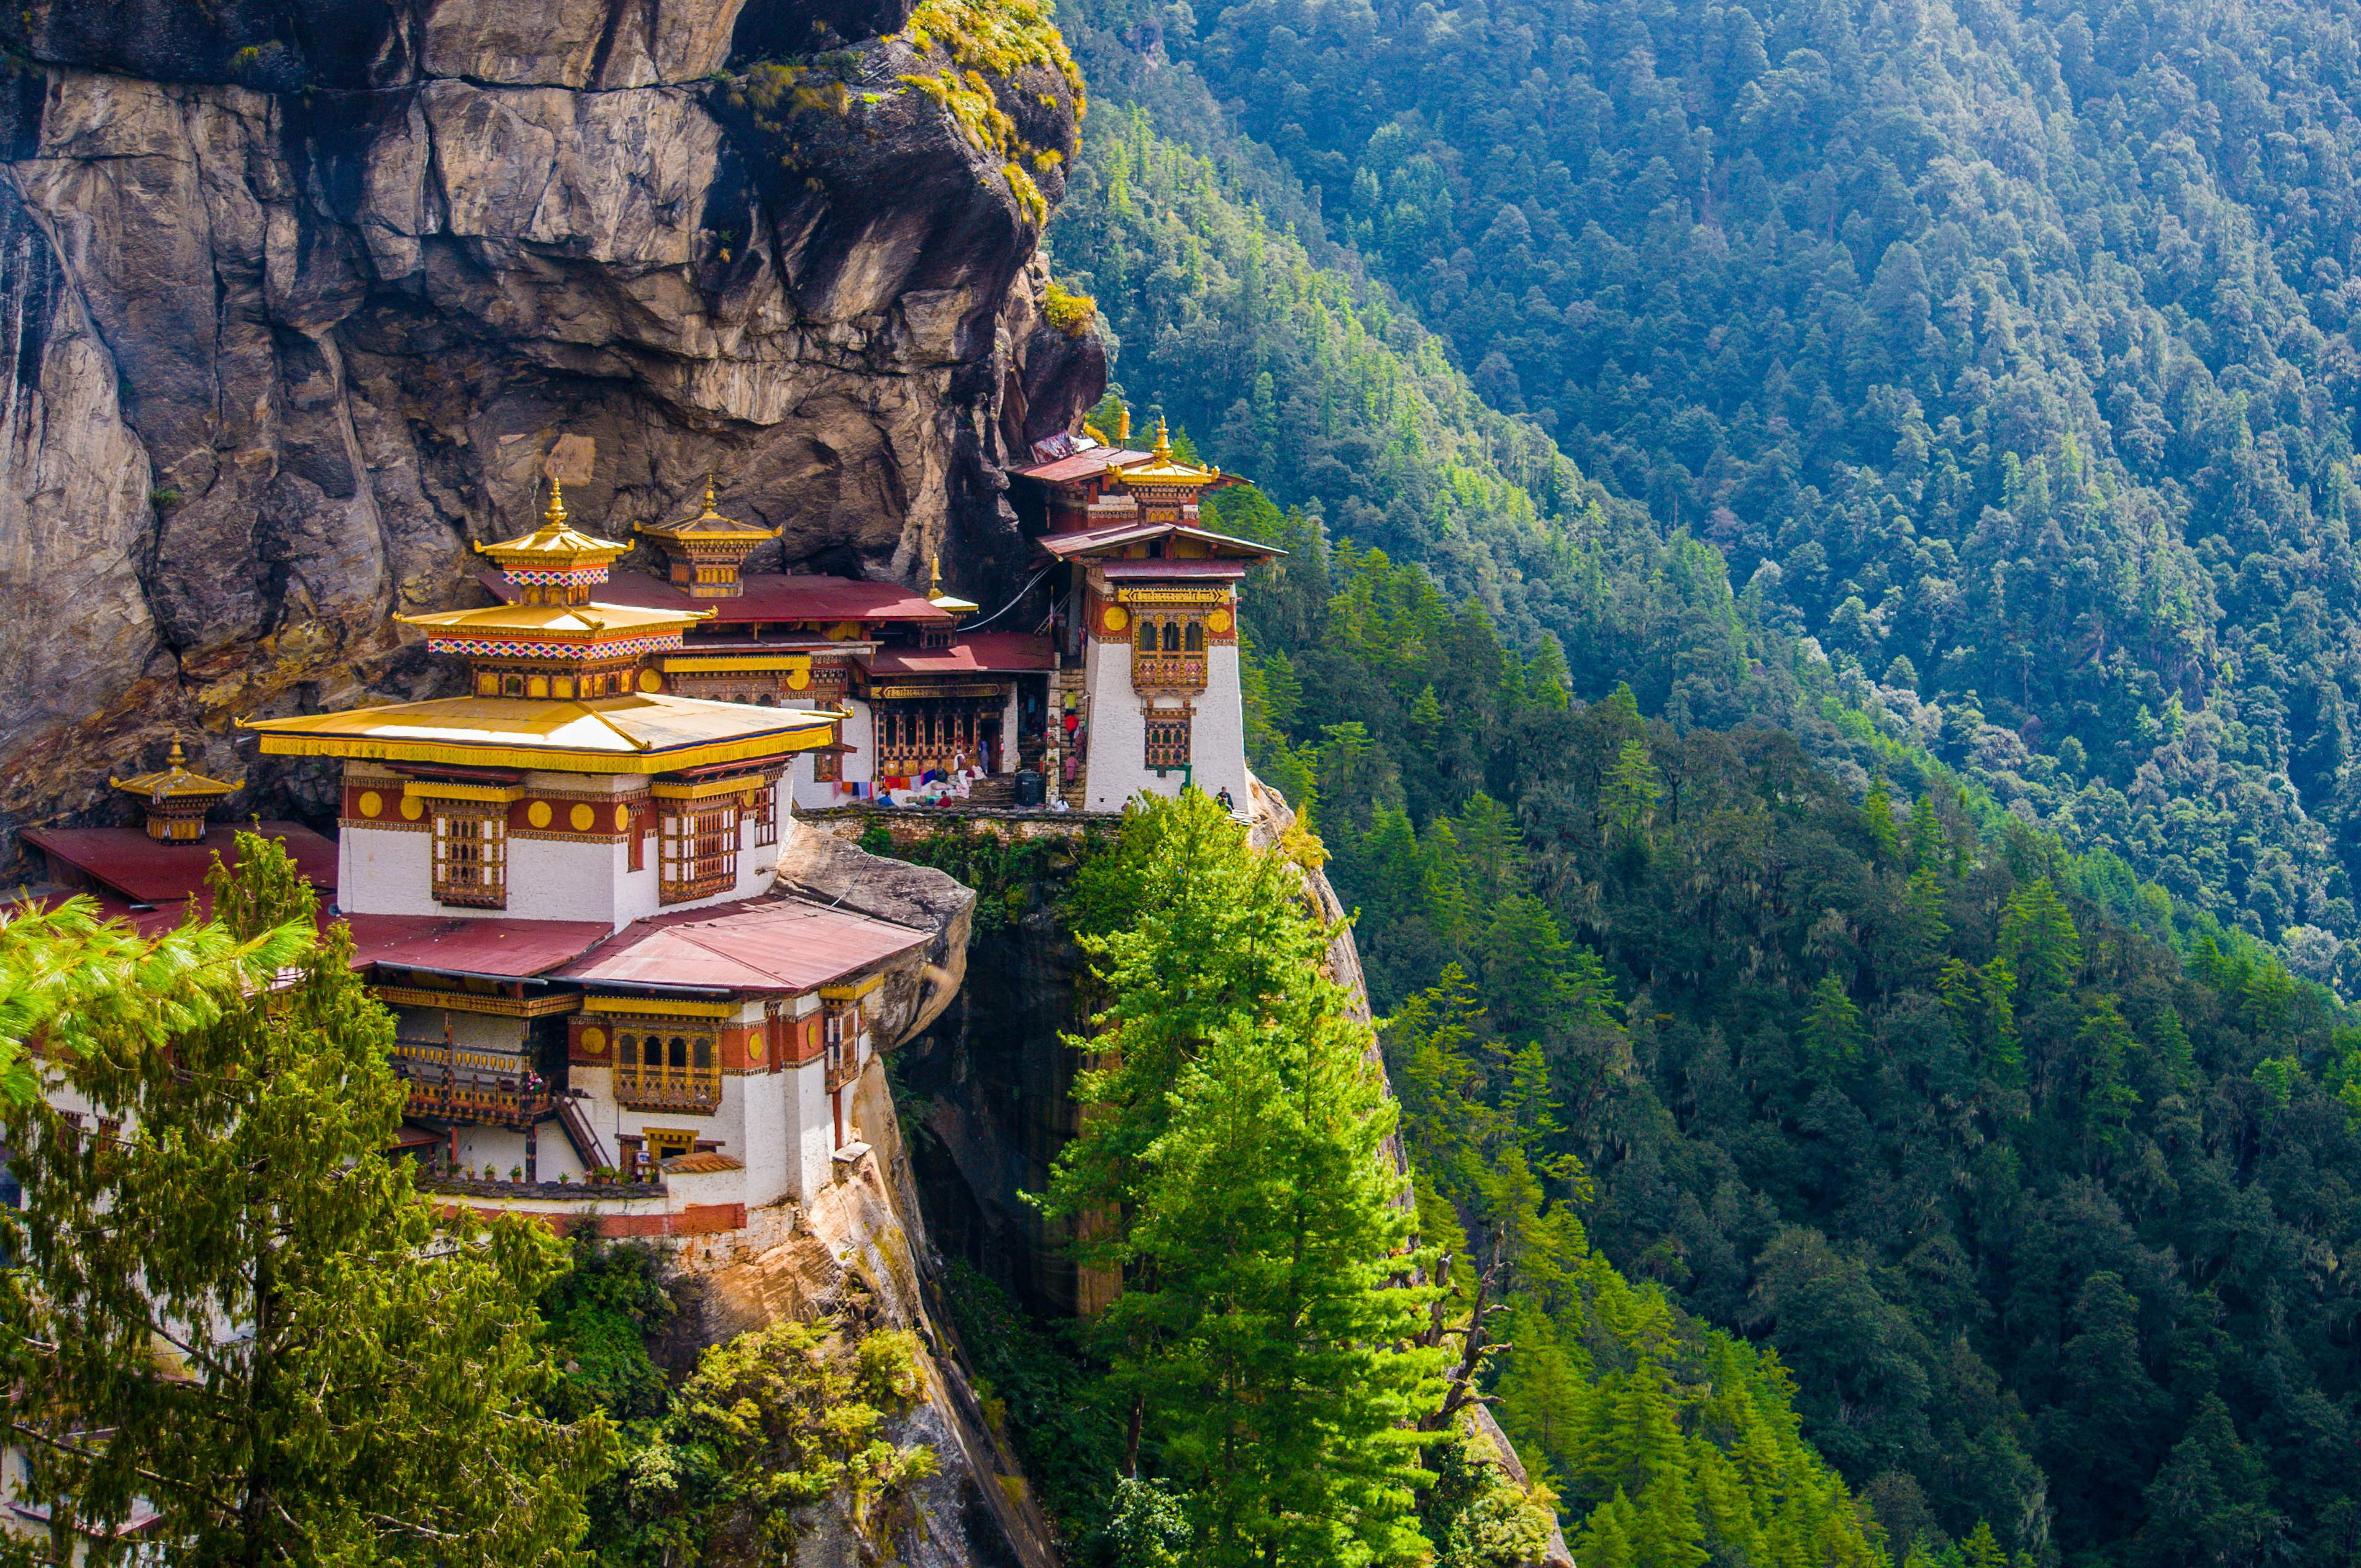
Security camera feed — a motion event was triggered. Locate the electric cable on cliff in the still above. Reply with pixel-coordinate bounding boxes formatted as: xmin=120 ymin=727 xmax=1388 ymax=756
xmin=955 ymin=563 xmax=1055 ymax=630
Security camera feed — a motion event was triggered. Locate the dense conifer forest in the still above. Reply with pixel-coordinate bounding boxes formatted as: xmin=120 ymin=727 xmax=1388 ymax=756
xmin=1054 ymin=0 xmax=2361 ymax=991
xmin=1044 ymin=1 xmax=2361 ymax=1560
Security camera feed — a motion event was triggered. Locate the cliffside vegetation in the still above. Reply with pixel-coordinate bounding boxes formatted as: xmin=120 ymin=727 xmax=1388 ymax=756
xmin=1054 ymin=0 xmax=2361 ymax=993
xmin=1043 ymin=18 xmax=2361 ymax=1554
xmin=970 ymin=791 xmax=1887 ymax=1566
xmin=542 ymin=1244 xmax=942 ymax=1567
xmin=0 ymin=837 xmax=608 ymax=1565
xmin=1212 ymin=529 xmax=2361 ymax=1565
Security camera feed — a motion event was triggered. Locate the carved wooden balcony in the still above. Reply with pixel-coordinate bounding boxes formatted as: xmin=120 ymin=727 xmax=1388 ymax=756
xmin=1131 ymin=652 xmax=1208 ymax=695
xmin=614 ymin=1061 xmax=724 ymax=1114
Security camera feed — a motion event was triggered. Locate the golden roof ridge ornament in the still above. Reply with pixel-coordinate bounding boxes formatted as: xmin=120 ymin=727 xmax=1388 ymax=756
xmin=475 ymin=478 xmax=632 ymax=571
xmin=1110 ymin=416 xmax=1224 ymax=489
xmin=110 ymin=738 xmax=242 ymax=801
xmin=925 ymin=552 xmax=980 ymax=616
xmin=112 ymin=738 xmax=242 ymax=842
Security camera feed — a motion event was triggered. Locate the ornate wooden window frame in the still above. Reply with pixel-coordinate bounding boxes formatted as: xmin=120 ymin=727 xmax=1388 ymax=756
xmin=657 ymin=801 xmax=740 ymax=904
xmin=1144 ymin=707 xmax=1194 ymax=772
xmin=430 ymin=806 xmax=507 ymax=908
xmin=612 ymin=1029 xmax=723 ymax=1112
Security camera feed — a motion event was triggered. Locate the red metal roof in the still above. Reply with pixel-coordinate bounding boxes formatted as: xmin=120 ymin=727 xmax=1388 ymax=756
xmin=484 ymin=568 xmax=955 ymax=626
xmin=345 ymin=915 xmax=613 ymax=978
xmin=1101 ymin=559 xmax=1253 ymax=580
xmin=556 ymin=895 xmax=929 ymax=993
xmin=1010 ymin=445 xmax=1152 ymax=483
xmin=1035 ymin=520 xmax=1283 ymax=561
xmin=861 ymin=632 xmax=1054 ymax=676
xmin=23 ymin=822 xmax=337 ymax=905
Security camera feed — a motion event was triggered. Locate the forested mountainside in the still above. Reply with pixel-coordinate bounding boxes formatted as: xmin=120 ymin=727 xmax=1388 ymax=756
xmin=1040 ymin=17 xmax=2361 ymax=1554
xmin=1221 ymin=518 xmax=2361 ymax=1566
xmin=1052 ymin=0 xmax=2361 ymax=988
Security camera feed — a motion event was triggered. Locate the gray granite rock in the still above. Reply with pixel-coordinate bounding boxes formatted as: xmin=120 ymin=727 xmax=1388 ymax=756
xmin=0 ymin=0 xmax=1104 ymax=869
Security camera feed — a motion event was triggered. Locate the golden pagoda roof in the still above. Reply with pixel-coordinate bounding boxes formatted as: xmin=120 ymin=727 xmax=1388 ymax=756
xmin=239 ymin=694 xmax=842 ymax=774
xmin=1107 ymin=418 xmax=1223 ymax=491
xmin=394 ymin=601 xmax=711 ymax=641
xmin=475 ymin=480 xmax=632 ymax=572
xmin=639 ymin=478 xmax=778 ymax=544
xmin=111 ymin=740 xmax=241 ymax=801
xmin=924 ymin=553 xmax=980 ymax=616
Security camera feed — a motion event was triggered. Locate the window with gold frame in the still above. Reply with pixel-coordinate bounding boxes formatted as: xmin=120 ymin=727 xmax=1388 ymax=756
xmin=430 ymin=807 xmax=507 ymax=908
xmin=657 ymin=802 xmax=739 ymax=903
xmin=1145 ymin=710 xmax=1193 ymax=770
xmin=748 ymin=781 xmax=778 ymax=847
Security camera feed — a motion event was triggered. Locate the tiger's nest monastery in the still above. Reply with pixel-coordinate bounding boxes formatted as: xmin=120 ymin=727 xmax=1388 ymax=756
xmin=17 ymin=422 xmax=1279 ymax=1239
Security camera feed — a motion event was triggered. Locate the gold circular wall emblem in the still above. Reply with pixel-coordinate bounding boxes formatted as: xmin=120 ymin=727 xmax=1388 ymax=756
xmin=786 ymin=667 xmax=811 ymax=691
xmin=357 ymin=791 xmax=382 ymax=818
xmin=1102 ymin=604 xmax=1128 ymax=632
xmin=526 ymin=801 xmax=552 ymax=828
xmin=614 ymin=804 xmax=631 ymax=833
xmin=399 ymin=794 xmax=423 ymax=821
xmin=580 ymin=1026 xmax=606 ymax=1056
xmin=571 ymin=803 xmax=596 ymax=831
xmin=747 ymin=1035 xmax=764 ymax=1064
xmin=1208 ymin=608 xmax=1233 ymax=633
xmin=638 ymin=670 xmax=663 ymax=692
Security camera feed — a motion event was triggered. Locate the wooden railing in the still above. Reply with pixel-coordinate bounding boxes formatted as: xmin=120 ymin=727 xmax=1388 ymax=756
xmin=1131 ymin=652 xmax=1207 ymax=693
xmin=614 ymin=1061 xmax=724 ymax=1113
xmin=390 ymin=1040 xmax=547 ymax=1128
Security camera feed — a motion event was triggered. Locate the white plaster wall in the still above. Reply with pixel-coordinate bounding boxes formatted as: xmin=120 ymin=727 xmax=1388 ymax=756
xmin=1080 ymin=640 xmax=1251 ymax=812
xmin=1194 ymin=644 xmax=1252 ymax=814
xmin=793 ymin=1055 xmax=835 ymax=1200
xmin=998 ymin=684 xmax=1020 ymax=774
xmin=735 ymin=1067 xmax=794 ymax=1208
xmin=341 ymin=823 xmax=439 ymax=917
xmin=790 ymin=698 xmax=871 ymax=810
xmin=506 ymin=834 xmax=633 ymax=925
xmin=346 ymin=778 xmax=786 ymax=930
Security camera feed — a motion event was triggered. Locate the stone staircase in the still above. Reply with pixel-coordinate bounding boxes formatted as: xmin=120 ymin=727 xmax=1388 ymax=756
xmin=1051 ymin=663 xmax=1090 ymax=809
xmin=965 ymin=772 xmax=1019 ymax=809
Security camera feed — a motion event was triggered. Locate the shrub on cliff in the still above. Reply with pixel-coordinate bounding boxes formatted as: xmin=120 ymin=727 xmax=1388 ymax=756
xmin=0 ymin=834 xmax=608 ymax=1564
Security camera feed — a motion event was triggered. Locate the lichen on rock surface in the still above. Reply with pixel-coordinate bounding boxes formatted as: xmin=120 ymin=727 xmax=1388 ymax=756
xmin=0 ymin=0 xmax=1106 ymax=863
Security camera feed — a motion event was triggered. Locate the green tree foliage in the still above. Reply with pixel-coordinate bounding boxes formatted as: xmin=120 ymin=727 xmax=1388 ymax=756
xmin=0 ymin=834 xmax=606 ymax=1564
xmin=1801 ymin=973 xmax=1869 ymax=1083
xmin=547 ymin=1243 xmax=942 ymax=1566
xmin=1059 ymin=0 xmax=2361 ymax=976
xmin=1046 ymin=790 xmax=1446 ymax=1564
xmin=1218 ymin=559 xmax=2361 ymax=1562
xmin=1383 ymin=974 xmax=1888 ymax=1563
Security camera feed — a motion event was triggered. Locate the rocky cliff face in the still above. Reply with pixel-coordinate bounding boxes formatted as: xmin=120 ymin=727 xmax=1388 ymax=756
xmin=0 ymin=0 xmax=1104 ymax=863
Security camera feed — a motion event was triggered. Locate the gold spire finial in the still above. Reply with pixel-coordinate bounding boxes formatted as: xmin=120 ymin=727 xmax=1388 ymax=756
xmin=165 ymin=739 xmax=188 ymax=770
xmin=1118 ymin=404 xmax=1131 ymax=443
xmin=543 ymin=477 xmax=568 ymax=532
xmin=1152 ymin=416 xmax=1173 ymax=461
xmin=702 ymin=472 xmax=719 ymax=515
xmin=929 ymin=553 xmax=943 ymax=594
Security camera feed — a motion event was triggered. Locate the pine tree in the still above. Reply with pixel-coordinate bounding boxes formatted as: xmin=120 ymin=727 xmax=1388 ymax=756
xmin=2075 ymin=996 xmax=2144 ymax=1160
xmin=1961 ymin=1520 xmax=2011 ymax=1568
xmin=1999 ymin=879 xmax=2083 ymax=1000
xmin=1049 ymin=791 xmax=1445 ymax=1564
xmin=1864 ymin=778 xmax=1900 ymax=865
xmin=1800 ymin=973 xmax=1867 ymax=1083
xmin=1905 ymin=794 xmax=1945 ymax=874
xmin=0 ymin=834 xmax=607 ymax=1562
xmin=1601 ymin=738 xmax=1663 ymax=847
xmin=2137 ymin=1396 xmax=2284 ymax=1568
